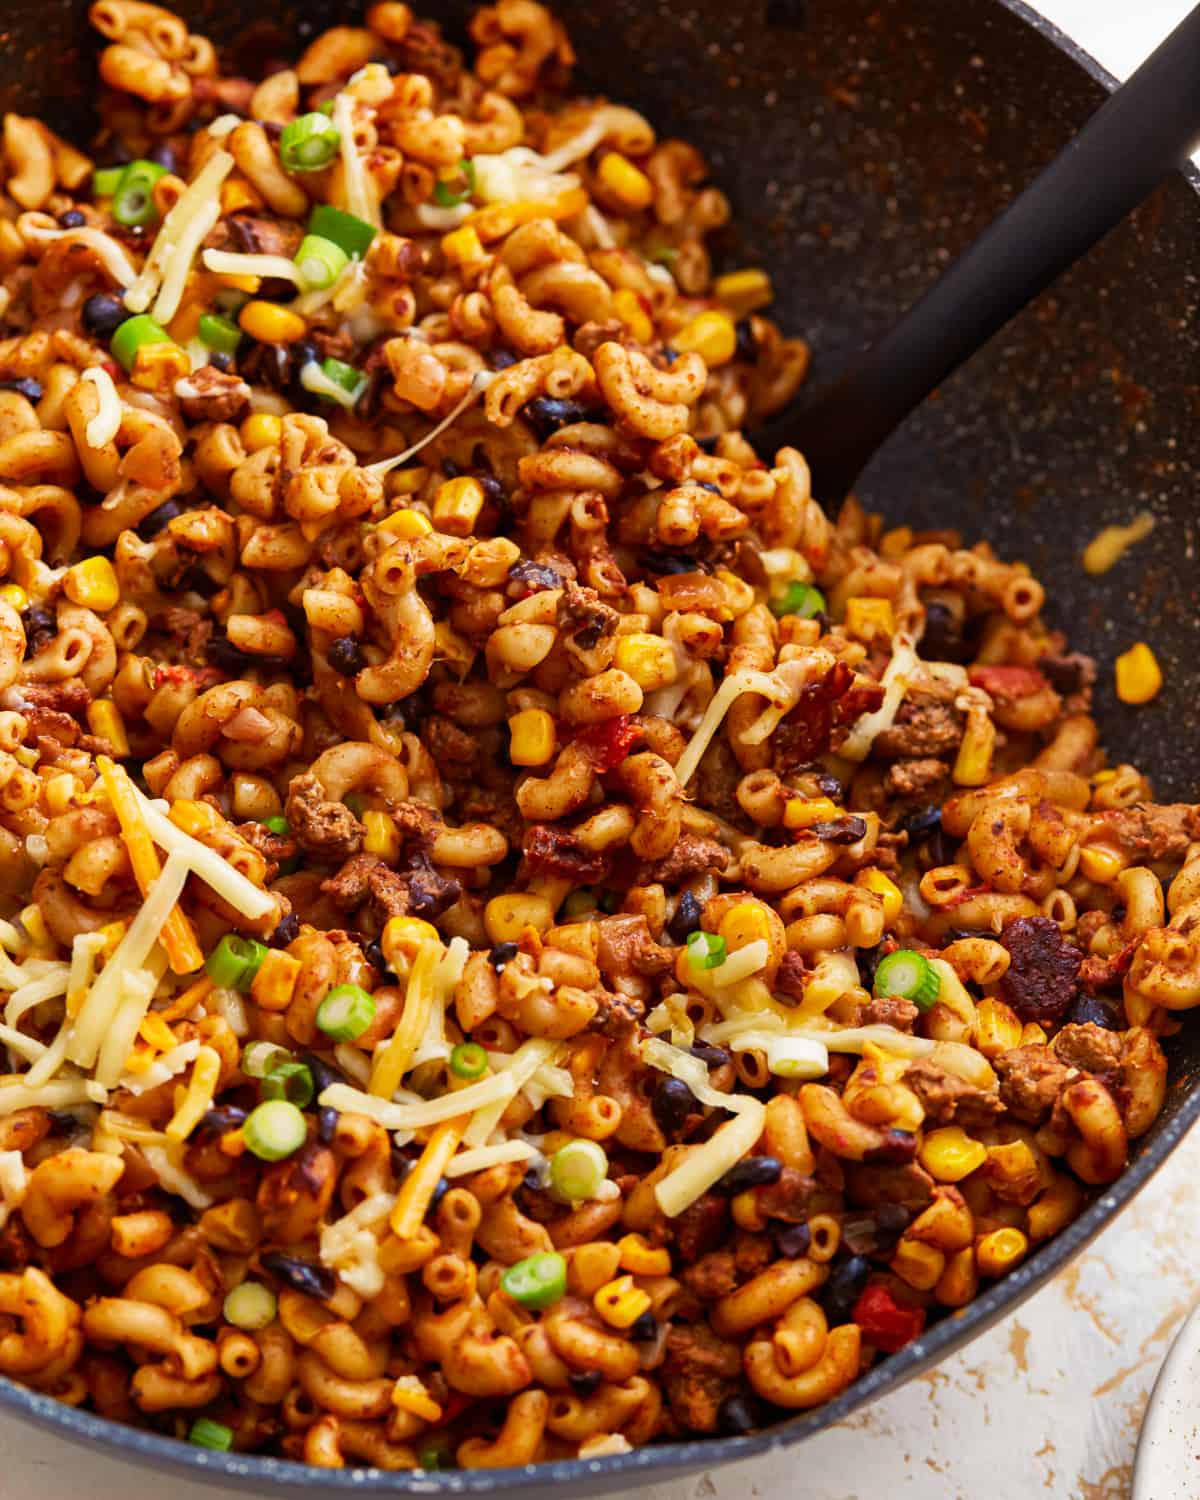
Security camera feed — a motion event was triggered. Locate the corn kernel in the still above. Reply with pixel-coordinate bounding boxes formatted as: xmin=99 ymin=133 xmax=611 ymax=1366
xmin=974 ymin=997 xmax=1022 ymax=1058
xmin=975 ymin=1227 xmax=1029 ymax=1278
xmin=952 ymin=716 xmax=996 ymax=787
xmin=571 ymin=1241 xmax=622 ymax=1296
xmin=855 ymin=869 xmax=903 ymax=925
xmin=239 ymin=300 xmax=308 ymax=345
xmin=363 ymin=810 xmax=400 ymax=862
xmin=220 ymin=178 xmax=261 ymax=215
xmin=718 ymin=900 xmax=772 ymax=952
xmin=890 ymin=1236 xmax=946 ymax=1292
xmin=139 ymin=1012 xmax=177 ymax=1053
xmin=508 ymin=708 xmax=556 ymax=767
xmin=613 ymin=286 xmax=654 ymax=344
xmin=613 ymin=632 xmax=677 ymax=692
xmin=131 ymin=341 xmax=190 ymax=391
xmin=441 ymin=224 xmax=486 ymax=266
xmin=219 ymin=1127 xmax=247 ymax=1157
xmin=1078 ymin=844 xmax=1125 ymax=884
xmin=392 ymin=1375 xmax=443 ymax=1424
xmin=0 ymin=584 xmax=26 ymax=612
xmin=484 ymin=893 xmax=554 ymax=944
xmin=1114 ymin=641 xmax=1162 ymax=705
xmin=1020 ymin=1022 xmax=1048 ymax=1047
xmin=98 ymin=919 xmax=126 ymax=959
xmin=716 ymin=569 xmax=755 ymax=616
xmin=432 ymin=476 xmax=485 ymax=537
xmin=44 ymin=772 xmax=77 ymax=818
xmin=783 ymin=796 xmax=840 ymax=830
xmin=593 ymin=1274 xmax=652 ymax=1329
xmin=713 ymin=268 xmax=773 ymax=318
xmin=64 ymin=555 xmax=119 ymax=612
xmin=240 ymin=412 xmax=282 ymax=452
xmin=617 ymin=1233 xmax=671 ymax=1277
xmin=671 ymin=310 xmax=737 ymax=367
xmin=388 ymin=465 xmax=429 ymax=496
xmin=86 ymin=700 xmax=130 ymax=757
xmin=379 ymin=507 xmax=434 ymax=539
xmin=919 ymin=1126 xmax=988 ymax=1183
xmin=250 ymin=948 xmax=302 ymax=1012
xmin=597 ymin=152 xmax=654 ymax=210
xmin=843 ymin=596 xmax=896 ymax=643
xmin=382 ymin=914 xmax=440 ymax=970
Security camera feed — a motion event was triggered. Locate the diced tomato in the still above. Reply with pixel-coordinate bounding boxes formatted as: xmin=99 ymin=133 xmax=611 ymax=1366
xmin=439 ymin=1391 xmax=475 ymax=1425
xmin=572 ymin=714 xmax=640 ymax=771
xmin=967 ymin=664 xmax=1050 ymax=699
xmin=851 ymin=1282 xmax=926 ymax=1353
xmin=153 ymin=663 xmax=221 ymax=690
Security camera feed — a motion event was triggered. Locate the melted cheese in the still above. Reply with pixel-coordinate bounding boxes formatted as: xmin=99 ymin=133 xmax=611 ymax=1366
xmin=81 ymin=366 xmax=121 ymax=449
xmin=320 ymin=1192 xmax=395 ymax=1298
xmin=838 ymin=634 xmax=919 ymax=762
xmin=364 ymin=371 xmax=493 ymax=479
xmin=138 ymin=790 xmax=274 ymax=917
xmin=118 ymin=1038 xmax=200 ymax=1096
xmin=142 ymin=1144 xmax=213 ymax=1208
xmin=124 ymin=149 xmax=234 ymax=316
xmin=0 ymin=1150 xmax=26 ymax=1228
xmin=333 ymin=92 xmax=378 ymax=228
xmin=202 ymin=248 xmax=305 ymax=284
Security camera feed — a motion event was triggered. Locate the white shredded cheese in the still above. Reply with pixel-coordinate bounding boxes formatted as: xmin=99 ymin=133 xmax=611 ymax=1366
xmin=138 ymin=790 xmax=275 ymax=918
xmin=202 ymin=248 xmax=305 ymax=284
xmin=673 ymin=667 xmax=789 ymax=788
xmin=711 ymin=939 xmax=770 ymax=988
xmin=333 ymin=92 xmax=378 ymax=228
xmin=838 ymin=634 xmax=919 ymax=762
xmin=81 ymin=365 xmax=121 ymax=448
xmin=207 ymin=114 xmax=242 ymax=139
xmin=117 ymin=1038 xmax=200 ymax=1096
xmin=320 ymin=1192 xmax=395 ymax=1298
xmin=365 ymin=371 xmax=493 ymax=479
xmin=0 ymin=1078 xmax=100 ymax=1115
xmin=124 ymin=148 xmax=234 ymax=316
xmin=445 ymin=1140 xmax=536 ymax=1177
xmin=142 ymin=1145 xmax=213 ymax=1208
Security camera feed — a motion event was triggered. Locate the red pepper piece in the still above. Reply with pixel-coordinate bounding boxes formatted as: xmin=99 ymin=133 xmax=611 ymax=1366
xmin=572 ymin=713 xmax=640 ymax=771
xmin=851 ymin=1282 xmax=926 ymax=1353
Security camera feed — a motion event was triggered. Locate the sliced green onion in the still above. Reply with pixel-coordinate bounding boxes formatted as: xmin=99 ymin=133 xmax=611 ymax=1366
xmin=197 ymin=312 xmax=243 ymax=355
xmin=770 ymin=581 xmax=826 ymax=620
xmin=449 ymin=1041 xmax=488 ymax=1080
xmin=316 ymin=98 xmax=335 ymax=117
xmin=241 ymin=1040 xmax=290 ymax=1079
xmin=243 ymin=1099 xmax=307 ymax=1161
xmin=686 ymin=930 xmax=726 ymax=971
xmin=262 ymin=1060 xmax=314 ymax=1108
xmin=418 ymin=1441 xmax=455 ymax=1471
xmin=433 ymin=158 xmax=476 ymax=208
xmin=261 ymin=814 xmax=291 ymax=835
xmin=222 ymin=1281 xmax=277 ymax=1331
xmin=294 ymin=232 xmax=350 ymax=291
xmin=110 ymin=313 xmax=172 ymax=373
xmin=316 ymin=983 xmax=376 ymax=1042
xmin=563 ymin=889 xmax=598 ymax=918
xmin=548 ymin=1139 xmax=608 ymax=1204
xmin=280 ymin=113 xmax=342 ymax=173
xmin=307 ymin=203 xmax=377 ymax=260
xmin=343 ymin=792 xmax=366 ymax=816
xmin=597 ymin=890 xmax=620 ymax=914
xmin=111 ymin=159 xmax=168 ymax=227
xmin=92 ymin=165 xmax=125 ymax=197
xmin=205 ymin=933 xmax=268 ymax=992
xmin=189 ymin=1418 xmax=234 ymax=1451
xmin=873 ymin=949 xmax=941 ymax=1011
xmin=501 ymin=1250 xmax=567 ymax=1310
xmin=320 ymin=356 xmax=366 ymax=397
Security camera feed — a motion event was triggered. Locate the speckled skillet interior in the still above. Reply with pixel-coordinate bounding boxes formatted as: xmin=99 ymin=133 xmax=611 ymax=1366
xmin=0 ymin=0 xmax=1197 ymax=1492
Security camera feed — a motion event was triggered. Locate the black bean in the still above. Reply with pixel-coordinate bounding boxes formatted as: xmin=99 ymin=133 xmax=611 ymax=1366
xmin=770 ymin=1222 xmax=811 ymax=1258
xmin=364 ymin=939 xmax=396 ymax=981
xmin=689 ymin=1041 xmax=730 ymax=1068
xmin=668 ymin=890 xmax=703 ymax=945
xmin=568 ymin=1369 xmax=602 ymax=1395
xmin=208 ymin=351 xmax=234 ymax=374
xmin=507 ymin=559 xmax=562 ymax=592
xmin=326 ymin=635 xmax=364 ymax=675
xmin=489 ymin=941 xmax=518 ymax=971
xmin=637 ymin=551 xmax=701 ymax=575
xmin=299 ymin=1053 xmax=346 ymax=1100
xmin=135 ymin=495 xmax=184 ymax=539
xmin=58 ymin=209 xmax=87 ymax=229
xmin=926 ymin=826 xmax=959 ymax=866
xmin=260 ymin=1253 xmax=336 ymax=1302
xmin=427 ymin=1177 xmax=450 ymax=1214
xmin=819 ymin=1254 xmax=871 ymax=1325
xmin=1068 ymin=994 xmax=1121 ymax=1030
xmin=920 ymin=600 xmax=967 ymax=662
xmin=628 ymin=1311 xmax=658 ymax=1342
xmin=661 ymin=346 xmax=679 ymax=365
xmin=82 ymin=293 xmax=128 ymax=345
xmin=0 ymin=378 xmax=42 ymax=403
xmin=21 ymin=606 xmax=56 ymax=659
xmin=317 ymin=1106 xmax=338 ymax=1144
xmin=696 ymin=480 xmax=722 ymax=495
xmin=148 ymin=142 xmax=178 ymax=172
xmin=198 ymin=1105 xmax=248 ymax=1135
xmin=269 ymin=911 xmax=301 ymax=948
xmin=808 ymin=816 xmax=867 ymax=844
xmin=863 ymin=1129 xmax=918 ymax=1165
xmin=734 ymin=318 xmax=759 ymax=363
xmin=480 ymin=473 xmax=505 ymax=505
xmin=45 ymin=1110 xmax=79 ymax=1135
xmin=523 ymin=396 xmax=589 ymax=439
xmin=488 ymin=348 xmax=519 ymax=370
xmin=715 ymin=1155 xmax=782 ymax=1195
xmin=717 ymin=1395 xmax=758 ymax=1436
xmin=522 ymin=1166 xmax=543 ymax=1192
xmin=695 ymin=435 xmax=719 ymax=454
xmin=899 ymin=804 xmax=942 ymax=842
xmin=651 ymin=1077 xmax=694 ymax=1139
xmin=856 ymin=943 xmax=882 ymax=991
xmin=815 ymin=770 xmax=844 ymax=800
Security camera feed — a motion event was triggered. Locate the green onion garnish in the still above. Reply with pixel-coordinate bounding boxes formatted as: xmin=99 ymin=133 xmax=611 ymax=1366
xmin=261 ymin=814 xmax=291 ymax=835
xmin=205 ymin=933 xmax=268 ymax=992
xmin=241 ymin=1040 xmax=291 ymax=1079
xmin=242 ymin=1099 xmax=307 ymax=1161
xmin=222 ymin=1281 xmax=277 ymax=1331
xmin=294 ymin=232 xmax=349 ymax=291
xmin=197 ymin=312 xmax=243 ymax=355
xmin=111 ymin=159 xmax=168 ymax=227
xmin=501 ymin=1251 xmax=567 ymax=1310
xmin=770 ymin=581 xmax=826 ymax=620
xmin=873 ymin=949 xmax=941 ymax=1011
xmin=448 ymin=1041 xmax=488 ymax=1080
xmin=110 ymin=313 xmax=172 ymax=373
xmin=686 ymin=930 xmax=726 ymax=970
xmin=320 ymin=356 xmax=366 ymax=398
xmin=548 ymin=1139 xmax=608 ymax=1204
xmin=261 ymin=1060 xmax=314 ymax=1108
xmin=307 ymin=203 xmax=377 ymax=260
xmin=280 ymin=113 xmax=342 ymax=173
xmin=315 ymin=983 xmax=376 ymax=1042
xmin=433 ymin=158 xmax=476 ymax=208
xmin=189 ymin=1418 xmax=234 ymax=1451
xmin=92 ymin=165 xmax=125 ymax=198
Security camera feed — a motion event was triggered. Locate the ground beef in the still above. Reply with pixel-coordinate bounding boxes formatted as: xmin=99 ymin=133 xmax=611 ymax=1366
xmin=523 ymin=823 xmax=608 ymax=884
xmin=1096 ymin=804 xmax=1200 ymax=864
xmin=904 ymin=1058 xmax=1006 ymax=1129
xmin=872 ymin=696 xmax=964 ymax=759
xmin=596 ymin=914 xmax=673 ymax=981
xmin=775 ymin=661 xmax=886 ymax=769
xmin=16 ymin=680 xmax=91 ymax=715
xmin=994 ymin=1045 xmax=1074 ymax=1123
xmin=844 ymin=1160 xmax=934 ymax=1214
xmin=775 ymin=950 xmax=809 ymax=1005
xmin=588 ymin=990 xmax=645 ymax=1036
xmin=226 ymin=214 xmax=303 ymax=261
xmin=997 ymin=916 xmax=1081 ymax=1023
xmin=674 ymin=1192 xmax=730 ymax=1262
xmin=661 ymin=1325 xmax=743 ymax=1434
xmin=680 ymin=1249 xmax=738 ymax=1300
xmin=755 ymin=1168 xmax=839 ymax=1223
xmin=421 ymin=713 xmax=479 ymax=771
xmin=1037 ymin=651 xmax=1097 ymax=707
xmin=321 ymin=853 xmax=385 ymax=912
xmin=1079 ymin=940 xmax=1138 ymax=992
xmin=285 ymin=772 xmax=363 ymax=860
xmin=1052 ymin=1022 xmax=1124 ymax=1077
xmin=857 ymin=996 xmax=920 ymax=1031
xmin=636 ymin=833 xmax=731 ymax=885
xmin=22 ymin=707 xmax=79 ymax=747
xmin=174 ymin=364 xmax=251 ymax=422
xmin=557 ymin=580 xmax=619 ymax=659
xmin=236 ymin=820 xmax=296 ymax=879
xmin=884 ymin=757 xmax=949 ymax=800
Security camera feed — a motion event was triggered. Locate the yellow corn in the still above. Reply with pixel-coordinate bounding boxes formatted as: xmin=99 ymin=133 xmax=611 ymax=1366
xmin=593 ymin=1274 xmax=652 ymax=1330
xmin=571 ymin=1241 xmax=622 ymax=1296
xmin=783 ymin=796 xmax=840 ymax=830
xmin=1078 ymin=844 xmax=1125 ymax=884
xmin=975 ymin=1227 xmax=1029 ymax=1278
xmin=878 ymin=525 xmax=914 ymax=560
xmin=432 ymin=476 xmax=485 ymax=537
xmin=952 ymin=715 xmax=996 ymax=787
xmin=441 ymin=224 xmax=486 ymax=266
xmin=388 ymin=466 xmax=429 ymax=496
xmin=139 ymin=1012 xmax=177 ymax=1053
xmin=890 ymin=1237 xmax=946 ymax=1292
xmin=716 ymin=569 xmax=756 ymax=617
xmin=974 ymin=997 xmax=1022 ymax=1057
xmin=363 ymin=809 xmax=400 ymax=862
xmin=614 ymin=632 xmax=677 ymax=692
xmin=220 ymin=178 xmax=261 ymax=215
xmin=131 ymin=341 xmax=190 ymax=391
xmin=919 ymin=1126 xmax=988 ymax=1183
xmin=713 ymin=267 xmax=773 ymax=318
xmin=433 ymin=619 xmax=475 ymax=675
xmin=508 ymin=707 xmax=556 ymax=767
xmin=250 ymin=949 xmax=302 ymax=1012
xmin=617 ymin=1233 xmax=671 ymax=1277
xmin=392 ymin=1375 xmax=443 ymax=1424
xmin=855 ymin=869 xmax=902 ymax=925
xmin=98 ymin=920 xmax=126 ymax=958
xmin=379 ymin=507 xmax=433 ymax=539
xmin=1020 ymin=1022 xmax=1048 ymax=1047
xmin=381 ymin=914 xmax=440 ymax=971
xmin=1114 ymin=641 xmax=1162 ymax=705
xmin=240 ymin=412 xmax=282 ymax=452
xmin=0 ymin=584 xmax=27 ymax=612
xmin=718 ymin=900 xmax=772 ymax=952
xmin=612 ymin=286 xmax=654 ymax=344
xmin=597 ymin=152 xmax=654 ymax=210
xmin=843 ymin=596 xmax=895 ymax=643
xmin=239 ymin=300 xmax=308 ymax=345
xmin=86 ymin=700 xmax=130 ymax=757
xmin=484 ymin=893 xmax=554 ymax=944
xmin=671 ymin=310 xmax=737 ymax=367
xmin=64 ymin=556 xmax=119 ymax=612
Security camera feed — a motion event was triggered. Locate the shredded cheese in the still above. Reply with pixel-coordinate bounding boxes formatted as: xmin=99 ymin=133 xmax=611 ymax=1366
xmin=445 ymin=1140 xmax=536 ymax=1177
xmin=369 ymin=941 xmax=440 ymax=1097
xmin=202 ymin=248 xmax=305 ymax=285
xmin=839 ymin=635 xmax=919 ymax=762
xmin=22 ymin=1018 xmax=72 ymax=1088
xmin=711 ymin=939 xmax=770 ymax=988
xmin=22 ymin=224 xmax=139 ymax=287
xmin=673 ymin=667 xmax=794 ymax=788
xmin=320 ymin=1192 xmax=394 ymax=1298
xmin=124 ymin=149 xmax=234 ymax=316
xmin=165 ymin=1045 xmax=221 ymax=1141
xmin=390 ymin=1118 xmax=465 ymax=1239
xmin=138 ymin=790 xmax=275 ymax=918
xmin=0 ymin=1078 xmax=99 ymax=1115
xmin=0 ymin=1024 xmax=46 ymax=1065
xmin=207 ymin=114 xmax=242 ymax=139
xmin=5 ymin=965 xmax=69 ymax=1026
xmin=142 ymin=1145 xmax=213 ymax=1209
xmin=94 ymin=966 xmax=162 ymax=1090
xmin=364 ymin=371 xmax=493 ymax=479
xmin=1083 ymin=510 xmax=1156 ymax=575
xmin=118 ymin=1038 xmax=200 ymax=1096
xmin=0 ymin=1150 xmax=27 ymax=1228
xmin=81 ymin=366 xmax=122 ymax=449
xmin=332 ymin=92 xmax=378 ymax=228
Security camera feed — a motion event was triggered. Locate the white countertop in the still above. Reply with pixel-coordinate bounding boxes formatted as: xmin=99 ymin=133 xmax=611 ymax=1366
xmin=11 ymin=2 xmax=1200 ymax=1496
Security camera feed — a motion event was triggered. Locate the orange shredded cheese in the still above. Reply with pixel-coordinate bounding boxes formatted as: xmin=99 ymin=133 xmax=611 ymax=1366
xmin=389 ymin=1118 xmax=466 ymax=1240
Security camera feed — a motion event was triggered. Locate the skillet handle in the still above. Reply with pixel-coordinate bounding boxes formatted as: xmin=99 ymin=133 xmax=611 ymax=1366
xmin=761 ymin=1 xmax=1200 ymax=499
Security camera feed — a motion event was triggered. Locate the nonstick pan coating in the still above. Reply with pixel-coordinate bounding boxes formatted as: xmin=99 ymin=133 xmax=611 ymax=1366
xmin=0 ymin=0 xmax=1197 ymax=1491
